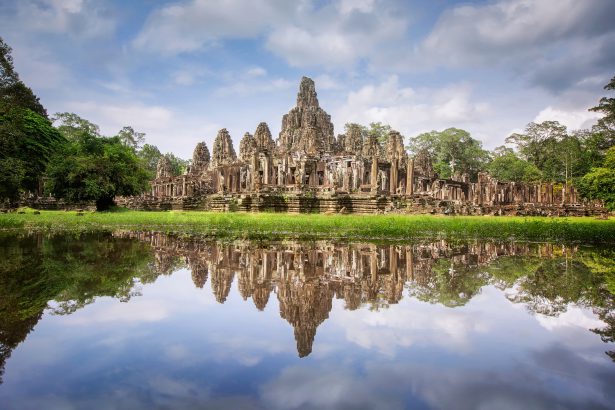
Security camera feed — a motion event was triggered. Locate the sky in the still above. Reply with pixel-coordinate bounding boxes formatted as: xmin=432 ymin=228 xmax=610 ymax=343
xmin=1 ymin=0 xmax=614 ymax=159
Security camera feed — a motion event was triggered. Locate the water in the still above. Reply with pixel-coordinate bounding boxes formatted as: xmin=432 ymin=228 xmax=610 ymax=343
xmin=0 ymin=232 xmax=614 ymax=409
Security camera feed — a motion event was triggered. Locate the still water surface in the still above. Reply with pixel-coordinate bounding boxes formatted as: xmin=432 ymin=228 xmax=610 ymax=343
xmin=0 ymin=232 xmax=614 ymax=409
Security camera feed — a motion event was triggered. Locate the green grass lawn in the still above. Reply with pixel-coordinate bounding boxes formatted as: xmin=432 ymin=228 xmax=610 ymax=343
xmin=1 ymin=208 xmax=613 ymax=243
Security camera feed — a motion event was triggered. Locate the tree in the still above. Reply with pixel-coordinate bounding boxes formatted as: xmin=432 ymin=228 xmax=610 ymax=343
xmin=52 ymin=112 xmax=101 ymax=141
xmin=578 ymin=146 xmax=615 ymax=210
xmin=138 ymin=143 xmax=162 ymax=179
xmin=487 ymin=147 xmax=542 ymax=183
xmin=46 ymin=131 xmax=150 ymax=211
xmin=0 ymin=37 xmax=47 ymax=117
xmin=0 ymin=102 xmax=64 ymax=202
xmin=590 ymin=75 xmax=615 ymax=144
xmin=367 ymin=122 xmax=392 ymax=147
xmin=117 ymin=126 xmax=145 ymax=151
xmin=506 ymin=121 xmax=589 ymax=183
xmin=0 ymin=37 xmax=62 ymax=204
xmin=164 ymin=153 xmax=188 ymax=176
xmin=408 ymin=128 xmax=489 ymax=180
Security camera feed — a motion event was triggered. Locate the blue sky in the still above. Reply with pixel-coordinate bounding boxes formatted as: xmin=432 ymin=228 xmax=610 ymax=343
xmin=1 ymin=0 xmax=614 ymax=158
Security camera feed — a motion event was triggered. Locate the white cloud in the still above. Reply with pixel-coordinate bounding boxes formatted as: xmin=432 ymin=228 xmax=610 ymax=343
xmin=416 ymin=0 xmax=615 ymax=67
xmin=265 ymin=2 xmax=407 ymax=68
xmin=337 ymin=0 xmax=376 ymax=15
xmin=535 ymin=304 xmax=606 ymax=332
xmin=245 ymin=67 xmax=267 ymax=78
xmin=171 ymin=66 xmax=211 ymax=86
xmin=56 ymin=299 xmax=169 ymax=325
xmin=313 ymin=74 xmax=343 ymax=90
xmin=133 ymin=0 xmax=293 ymax=54
xmin=64 ymin=100 xmax=220 ymax=158
xmin=133 ymin=0 xmax=408 ymax=69
xmin=3 ymin=0 xmax=115 ymax=38
xmin=336 ymin=76 xmax=490 ymax=139
xmin=534 ymin=106 xmax=602 ymax=130
xmin=216 ymin=77 xmax=293 ymax=96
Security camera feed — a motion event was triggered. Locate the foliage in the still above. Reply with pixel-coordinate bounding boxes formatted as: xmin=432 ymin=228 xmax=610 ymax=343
xmin=46 ymin=133 xmax=150 ymax=210
xmin=506 ymin=121 xmax=604 ymax=183
xmin=578 ymin=146 xmax=615 ymax=210
xmin=137 ymin=144 xmax=186 ymax=178
xmin=138 ymin=143 xmax=162 ymax=179
xmin=0 ymin=103 xmax=65 ymax=200
xmin=0 ymin=157 xmax=25 ymax=202
xmin=367 ymin=122 xmax=392 ymax=147
xmin=52 ymin=112 xmax=101 ymax=141
xmin=487 ymin=147 xmax=542 ymax=183
xmin=164 ymin=152 xmax=189 ymax=176
xmin=117 ymin=126 xmax=145 ymax=151
xmin=408 ymin=128 xmax=489 ymax=180
xmin=0 ymin=37 xmax=47 ymax=117
xmin=590 ymin=75 xmax=615 ymax=145
xmin=0 ymin=37 xmax=63 ymax=203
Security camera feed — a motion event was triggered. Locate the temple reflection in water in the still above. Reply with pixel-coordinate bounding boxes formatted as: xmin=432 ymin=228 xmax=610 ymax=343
xmin=116 ymin=232 xmax=588 ymax=357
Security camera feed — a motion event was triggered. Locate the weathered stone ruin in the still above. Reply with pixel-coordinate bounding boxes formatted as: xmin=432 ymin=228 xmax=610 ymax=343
xmin=127 ymin=76 xmax=605 ymax=215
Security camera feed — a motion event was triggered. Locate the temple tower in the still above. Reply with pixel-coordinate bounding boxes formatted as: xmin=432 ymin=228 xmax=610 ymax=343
xmin=278 ymin=77 xmax=335 ymax=155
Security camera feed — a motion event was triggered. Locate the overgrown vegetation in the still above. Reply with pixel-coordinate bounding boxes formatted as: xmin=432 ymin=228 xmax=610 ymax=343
xmin=0 ymin=210 xmax=613 ymax=243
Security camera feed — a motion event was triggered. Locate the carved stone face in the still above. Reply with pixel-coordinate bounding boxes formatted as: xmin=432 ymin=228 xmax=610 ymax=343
xmin=278 ymin=76 xmax=335 ymax=155
xmin=212 ymin=128 xmax=237 ymax=166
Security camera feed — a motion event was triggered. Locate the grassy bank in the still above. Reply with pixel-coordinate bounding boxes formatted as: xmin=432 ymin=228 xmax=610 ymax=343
xmin=0 ymin=209 xmax=613 ymax=243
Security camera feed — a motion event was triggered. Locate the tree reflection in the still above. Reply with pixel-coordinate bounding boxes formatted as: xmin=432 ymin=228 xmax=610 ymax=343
xmin=0 ymin=232 xmax=157 ymax=383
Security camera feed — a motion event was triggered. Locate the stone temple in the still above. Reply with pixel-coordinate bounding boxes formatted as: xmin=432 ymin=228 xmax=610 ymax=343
xmin=122 ymin=77 xmax=603 ymax=215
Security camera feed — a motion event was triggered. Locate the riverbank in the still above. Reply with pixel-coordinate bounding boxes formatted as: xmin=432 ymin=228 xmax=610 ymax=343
xmin=0 ymin=209 xmax=613 ymax=243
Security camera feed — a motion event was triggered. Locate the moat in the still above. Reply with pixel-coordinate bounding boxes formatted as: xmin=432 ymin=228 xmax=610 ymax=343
xmin=1 ymin=232 xmax=614 ymax=409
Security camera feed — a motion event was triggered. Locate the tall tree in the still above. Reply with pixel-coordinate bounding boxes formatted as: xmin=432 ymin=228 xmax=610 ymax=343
xmin=52 ymin=112 xmax=101 ymax=141
xmin=506 ymin=121 xmax=586 ymax=183
xmin=0 ymin=37 xmax=47 ymax=118
xmin=590 ymin=75 xmax=615 ymax=145
xmin=408 ymin=128 xmax=489 ymax=180
xmin=117 ymin=126 xmax=145 ymax=151
xmin=138 ymin=144 xmax=162 ymax=179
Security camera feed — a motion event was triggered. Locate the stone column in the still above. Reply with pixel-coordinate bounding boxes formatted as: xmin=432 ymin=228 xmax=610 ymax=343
xmin=406 ymin=159 xmax=414 ymax=196
xmin=370 ymin=156 xmax=378 ymax=194
xmin=390 ymin=159 xmax=398 ymax=195
xmin=263 ymin=157 xmax=269 ymax=185
xmin=251 ymin=154 xmax=259 ymax=191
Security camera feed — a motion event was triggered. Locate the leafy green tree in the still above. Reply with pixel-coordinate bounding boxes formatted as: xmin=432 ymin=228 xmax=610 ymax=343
xmin=0 ymin=157 xmax=25 ymax=203
xmin=487 ymin=147 xmax=542 ymax=183
xmin=117 ymin=126 xmax=145 ymax=151
xmin=164 ymin=152 xmax=188 ymax=176
xmin=138 ymin=143 xmax=162 ymax=179
xmin=578 ymin=146 xmax=615 ymax=210
xmin=46 ymin=132 xmax=150 ymax=210
xmin=0 ymin=103 xmax=64 ymax=202
xmin=590 ymin=75 xmax=615 ymax=145
xmin=367 ymin=122 xmax=392 ymax=147
xmin=506 ymin=121 xmax=592 ymax=184
xmin=52 ymin=112 xmax=101 ymax=141
xmin=408 ymin=128 xmax=489 ymax=180
xmin=0 ymin=37 xmax=47 ymax=117
xmin=0 ymin=37 xmax=63 ymax=204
